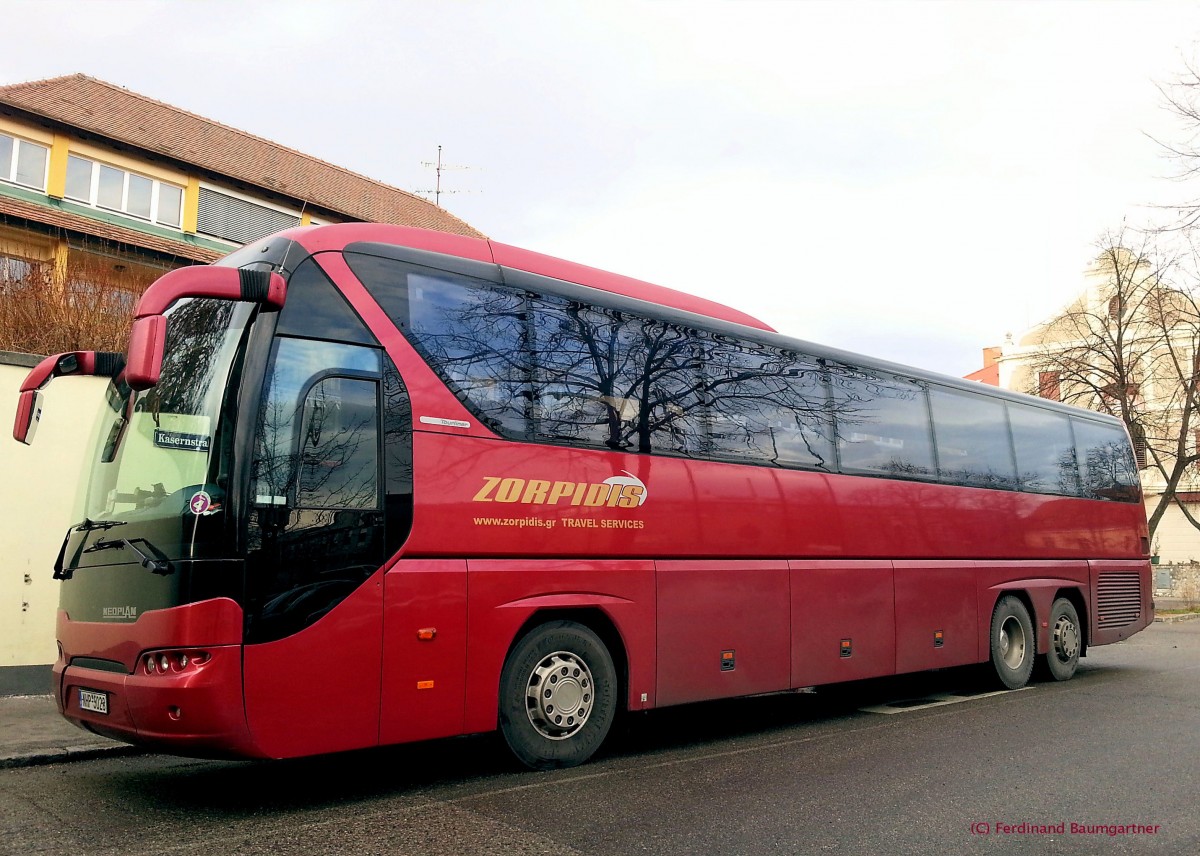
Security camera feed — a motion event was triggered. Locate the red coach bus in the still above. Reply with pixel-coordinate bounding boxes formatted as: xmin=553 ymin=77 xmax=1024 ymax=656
xmin=14 ymin=223 xmax=1152 ymax=769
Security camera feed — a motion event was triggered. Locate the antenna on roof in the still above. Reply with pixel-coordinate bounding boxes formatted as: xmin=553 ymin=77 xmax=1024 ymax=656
xmin=416 ymin=145 xmax=478 ymax=207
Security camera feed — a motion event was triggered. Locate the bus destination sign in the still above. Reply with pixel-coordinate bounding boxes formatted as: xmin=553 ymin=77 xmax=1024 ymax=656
xmin=153 ymin=429 xmax=212 ymax=453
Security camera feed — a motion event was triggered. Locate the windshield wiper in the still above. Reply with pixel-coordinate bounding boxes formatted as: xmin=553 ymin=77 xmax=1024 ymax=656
xmin=73 ymin=518 xmax=127 ymax=532
xmin=84 ymin=537 xmax=173 ymax=575
xmin=53 ymin=519 xmax=130 ymax=580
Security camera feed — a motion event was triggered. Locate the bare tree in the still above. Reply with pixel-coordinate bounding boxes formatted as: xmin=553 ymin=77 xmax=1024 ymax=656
xmin=1026 ymin=229 xmax=1200 ymax=539
xmin=1144 ymin=55 xmax=1200 ymax=233
xmin=0 ymin=249 xmax=166 ymax=355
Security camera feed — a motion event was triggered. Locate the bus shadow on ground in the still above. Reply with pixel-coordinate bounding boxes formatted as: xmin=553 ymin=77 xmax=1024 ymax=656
xmin=105 ymin=663 xmax=1097 ymax=817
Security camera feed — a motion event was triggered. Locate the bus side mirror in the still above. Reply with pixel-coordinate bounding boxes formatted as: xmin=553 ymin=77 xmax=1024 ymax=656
xmin=13 ymin=389 xmax=44 ymax=445
xmin=124 ymin=267 xmax=286 ymax=392
xmin=12 ymin=351 xmax=126 ymax=444
xmin=125 ymin=316 xmax=168 ymax=391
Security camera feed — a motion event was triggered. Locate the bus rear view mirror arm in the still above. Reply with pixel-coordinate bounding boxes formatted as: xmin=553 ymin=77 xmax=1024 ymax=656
xmin=125 ymin=267 xmax=286 ymax=391
xmin=12 ymin=351 xmax=126 ymax=445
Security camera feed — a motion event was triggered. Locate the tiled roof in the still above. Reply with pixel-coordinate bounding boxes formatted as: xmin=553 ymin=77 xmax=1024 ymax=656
xmin=0 ymin=194 xmax=221 ymax=263
xmin=0 ymin=74 xmax=484 ymax=238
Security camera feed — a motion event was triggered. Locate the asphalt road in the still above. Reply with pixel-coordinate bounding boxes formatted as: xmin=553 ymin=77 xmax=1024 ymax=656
xmin=1 ymin=622 xmax=1196 ymax=856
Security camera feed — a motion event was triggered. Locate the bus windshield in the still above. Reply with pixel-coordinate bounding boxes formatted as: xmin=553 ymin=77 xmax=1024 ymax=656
xmin=83 ymin=298 xmax=253 ymax=545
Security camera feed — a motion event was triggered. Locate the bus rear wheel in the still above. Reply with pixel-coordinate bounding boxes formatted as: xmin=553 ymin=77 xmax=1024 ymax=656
xmin=990 ymin=595 xmax=1034 ymax=690
xmin=498 ymin=620 xmax=617 ymax=770
xmin=1042 ymin=597 xmax=1082 ymax=682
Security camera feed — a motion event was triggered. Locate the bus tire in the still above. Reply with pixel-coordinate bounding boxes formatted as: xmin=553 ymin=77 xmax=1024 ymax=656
xmin=1042 ymin=597 xmax=1082 ymax=682
xmin=498 ymin=620 xmax=617 ymax=770
xmin=990 ymin=595 xmax=1035 ymax=690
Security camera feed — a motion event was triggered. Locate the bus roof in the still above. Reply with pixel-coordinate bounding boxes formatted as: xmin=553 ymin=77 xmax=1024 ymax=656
xmin=287 ymin=222 xmax=776 ymax=333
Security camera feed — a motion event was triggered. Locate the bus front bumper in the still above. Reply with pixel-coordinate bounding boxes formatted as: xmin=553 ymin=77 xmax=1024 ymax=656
xmin=55 ymin=645 xmax=262 ymax=759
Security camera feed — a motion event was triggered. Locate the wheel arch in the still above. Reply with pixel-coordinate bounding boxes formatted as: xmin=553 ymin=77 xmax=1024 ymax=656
xmin=990 ymin=588 xmax=1036 ymax=651
xmin=983 ymin=578 xmax=1088 ymax=661
xmin=505 ymin=607 xmax=630 ymax=711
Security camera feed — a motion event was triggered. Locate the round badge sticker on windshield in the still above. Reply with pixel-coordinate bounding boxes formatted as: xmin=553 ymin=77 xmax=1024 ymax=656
xmin=189 ymin=490 xmax=213 ymax=516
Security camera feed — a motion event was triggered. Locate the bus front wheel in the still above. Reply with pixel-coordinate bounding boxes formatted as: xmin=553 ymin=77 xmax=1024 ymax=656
xmin=1042 ymin=597 xmax=1082 ymax=682
xmin=498 ymin=620 xmax=617 ymax=770
xmin=990 ymin=596 xmax=1035 ymax=690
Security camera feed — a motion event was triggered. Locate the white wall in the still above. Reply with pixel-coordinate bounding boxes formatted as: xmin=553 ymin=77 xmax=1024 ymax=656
xmin=0 ymin=355 xmax=107 ymax=667
xmin=1149 ymin=497 xmax=1200 ymax=564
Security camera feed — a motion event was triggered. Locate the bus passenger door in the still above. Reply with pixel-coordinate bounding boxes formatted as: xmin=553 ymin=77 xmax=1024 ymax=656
xmin=242 ymin=337 xmax=388 ymax=758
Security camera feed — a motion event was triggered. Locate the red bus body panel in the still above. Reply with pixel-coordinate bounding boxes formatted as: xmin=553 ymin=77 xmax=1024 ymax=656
xmin=380 ymin=559 xmax=469 ymax=745
xmin=242 ymin=571 xmax=384 ymax=759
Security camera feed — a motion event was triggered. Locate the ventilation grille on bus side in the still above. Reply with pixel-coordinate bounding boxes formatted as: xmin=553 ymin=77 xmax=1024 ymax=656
xmin=1096 ymin=572 xmax=1142 ymax=628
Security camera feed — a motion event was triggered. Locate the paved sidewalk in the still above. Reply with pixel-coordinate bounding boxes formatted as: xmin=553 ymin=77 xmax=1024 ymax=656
xmin=0 ymin=694 xmax=141 ymax=769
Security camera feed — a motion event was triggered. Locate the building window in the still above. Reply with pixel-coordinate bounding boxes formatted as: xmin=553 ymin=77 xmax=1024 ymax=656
xmin=64 ymin=154 xmax=184 ymax=228
xmin=1038 ymin=371 xmax=1061 ymax=401
xmin=0 ymin=252 xmax=47 ymax=295
xmin=0 ymin=132 xmax=49 ymax=191
xmin=196 ymin=186 xmax=299 ymax=244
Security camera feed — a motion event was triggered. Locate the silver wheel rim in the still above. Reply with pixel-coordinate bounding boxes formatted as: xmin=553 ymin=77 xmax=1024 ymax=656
xmin=999 ymin=615 xmax=1027 ymax=670
xmin=525 ymin=650 xmax=594 ymax=740
xmin=1053 ymin=614 xmax=1080 ymax=662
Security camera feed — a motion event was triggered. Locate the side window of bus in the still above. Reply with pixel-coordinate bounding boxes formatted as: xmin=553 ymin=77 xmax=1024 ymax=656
xmin=367 ymin=260 xmax=532 ymax=439
xmin=275 ymin=256 xmax=378 ymax=344
xmin=702 ymin=337 xmax=834 ymax=470
xmin=297 ymin=376 xmax=381 ymax=510
xmin=382 ymin=357 xmax=414 ymax=556
xmin=1007 ymin=405 xmax=1080 ymax=496
xmin=252 ymin=338 xmax=382 ymax=506
xmin=1072 ymin=417 xmax=1140 ymax=502
xmin=530 ymin=296 xmax=706 ymax=456
xmin=829 ymin=369 xmax=935 ymax=479
xmin=929 ymin=387 xmax=1018 ymax=489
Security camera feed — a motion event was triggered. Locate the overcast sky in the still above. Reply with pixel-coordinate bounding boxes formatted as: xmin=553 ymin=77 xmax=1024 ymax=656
xmin=5 ymin=0 xmax=1200 ymax=377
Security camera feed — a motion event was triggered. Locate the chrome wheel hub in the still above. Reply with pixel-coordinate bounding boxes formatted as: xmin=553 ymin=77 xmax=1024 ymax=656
xmin=999 ymin=615 xmax=1026 ymax=670
xmin=1053 ymin=615 xmax=1080 ymax=662
xmin=525 ymin=651 xmax=594 ymax=740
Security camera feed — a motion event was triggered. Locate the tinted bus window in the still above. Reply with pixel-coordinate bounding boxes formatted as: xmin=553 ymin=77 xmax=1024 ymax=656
xmin=1072 ymin=418 xmax=1140 ymax=502
xmin=830 ymin=369 xmax=935 ymax=478
xmin=407 ymin=272 xmax=532 ymax=438
xmin=276 ymin=257 xmax=377 ymax=345
xmin=531 ymin=296 xmax=705 ymax=456
xmin=1008 ymin=405 xmax=1079 ymax=496
xmin=252 ymin=339 xmax=381 ymax=506
xmin=930 ymin=388 xmax=1017 ymax=489
xmin=297 ymin=376 xmax=380 ymax=510
xmin=347 ymin=253 xmax=533 ymax=439
xmin=703 ymin=337 xmax=834 ymax=470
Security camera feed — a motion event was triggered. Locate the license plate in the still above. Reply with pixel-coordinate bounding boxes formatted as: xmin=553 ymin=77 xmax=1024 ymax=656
xmin=79 ymin=688 xmax=108 ymax=715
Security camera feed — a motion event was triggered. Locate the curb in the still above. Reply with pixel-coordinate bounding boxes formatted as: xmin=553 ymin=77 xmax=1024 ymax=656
xmin=0 ymin=744 xmax=144 ymax=770
xmin=1155 ymin=612 xmax=1200 ymax=624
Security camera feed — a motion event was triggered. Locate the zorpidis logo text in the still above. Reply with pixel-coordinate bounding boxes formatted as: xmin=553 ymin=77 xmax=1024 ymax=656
xmin=472 ymin=471 xmax=648 ymax=508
